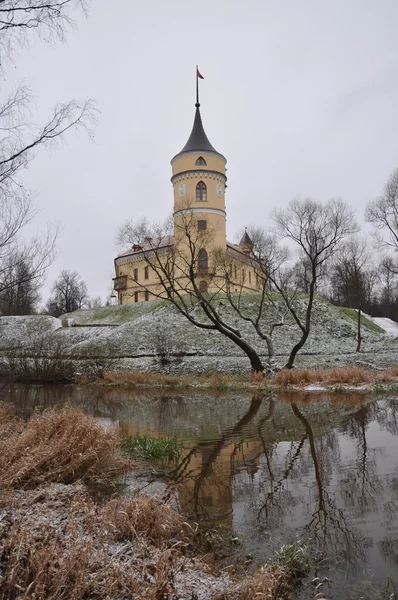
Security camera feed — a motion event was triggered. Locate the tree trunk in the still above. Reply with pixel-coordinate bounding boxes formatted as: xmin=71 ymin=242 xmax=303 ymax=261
xmin=356 ymin=308 xmax=362 ymax=352
xmin=285 ymin=330 xmax=310 ymax=369
xmin=203 ymin=307 xmax=265 ymax=374
xmin=228 ymin=333 xmax=264 ymax=373
xmin=264 ymin=334 xmax=275 ymax=363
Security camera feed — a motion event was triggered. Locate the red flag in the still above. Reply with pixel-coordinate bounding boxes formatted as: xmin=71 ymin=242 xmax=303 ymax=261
xmin=197 ymin=68 xmax=204 ymax=80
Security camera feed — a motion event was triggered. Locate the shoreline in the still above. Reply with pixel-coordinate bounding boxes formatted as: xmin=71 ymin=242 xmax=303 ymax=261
xmin=77 ymin=364 xmax=398 ymax=395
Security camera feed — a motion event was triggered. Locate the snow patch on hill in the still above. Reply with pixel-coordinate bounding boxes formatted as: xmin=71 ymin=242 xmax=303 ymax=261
xmin=367 ymin=316 xmax=398 ymax=338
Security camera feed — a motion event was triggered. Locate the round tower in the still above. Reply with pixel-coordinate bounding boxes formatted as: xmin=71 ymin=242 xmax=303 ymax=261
xmin=171 ymin=93 xmax=227 ymax=261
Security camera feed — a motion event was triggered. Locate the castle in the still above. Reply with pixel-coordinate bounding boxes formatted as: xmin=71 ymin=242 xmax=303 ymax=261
xmin=113 ymin=76 xmax=259 ymax=304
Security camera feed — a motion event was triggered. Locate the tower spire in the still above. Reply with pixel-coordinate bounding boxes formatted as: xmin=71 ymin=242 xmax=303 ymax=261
xmin=171 ymin=69 xmax=225 ymax=160
xmin=196 ymin=65 xmax=199 ymax=107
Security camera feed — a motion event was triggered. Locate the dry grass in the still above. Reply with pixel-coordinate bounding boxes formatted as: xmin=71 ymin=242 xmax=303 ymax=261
xmin=100 ymin=494 xmax=191 ymax=545
xmin=100 ymin=369 xmax=245 ymax=391
xmin=211 ymin=565 xmax=291 ymax=600
xmin=83 ymin=365 xmax=398 ymax=393
xmin=0 ymin=408 xmax=219 ymax=600
xmin=0 ymin=407 xmax=304 ymax=599
xmin=271 ymin=366 xmax=398 ymax=387
xmin=101 ymin=370 xmax=183 ymax=387
xmin=0 ymin=520 xmax=144 ymax=600
xmin=0 ymin=407 xmax=129 ymax=489
xmin=0 ymin=491 xmax=196 ymax=600
xmin=248 ymin=370 xmax=266 ymax=385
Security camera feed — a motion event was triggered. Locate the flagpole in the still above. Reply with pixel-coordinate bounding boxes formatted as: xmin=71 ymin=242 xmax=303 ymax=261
xmin=196 ymin=64 xmax=199 ymax=107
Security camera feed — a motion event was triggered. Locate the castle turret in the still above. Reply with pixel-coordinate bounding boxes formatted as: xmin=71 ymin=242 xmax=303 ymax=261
xmin=171 ymin=73 xmax=227 ymax=276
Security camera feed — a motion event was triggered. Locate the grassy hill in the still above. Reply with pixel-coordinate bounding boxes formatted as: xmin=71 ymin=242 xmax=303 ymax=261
xmin=0 ymin=295 xmax=393 ymax=373
xmin=57 ymin=295 xmax=389 ymax=362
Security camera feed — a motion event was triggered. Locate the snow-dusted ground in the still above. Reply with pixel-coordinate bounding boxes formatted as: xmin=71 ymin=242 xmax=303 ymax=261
xmin=2 ymin=300 xmax=398 ymax=371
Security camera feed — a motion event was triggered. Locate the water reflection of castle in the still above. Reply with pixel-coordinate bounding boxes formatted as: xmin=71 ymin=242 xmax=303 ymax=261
xmin=120 ymin=419 xmax=265 ymax=526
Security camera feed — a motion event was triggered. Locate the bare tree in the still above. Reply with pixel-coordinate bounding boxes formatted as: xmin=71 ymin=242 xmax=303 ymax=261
xmin=0 ymin=1 xmax=88 ymax=66
xmin=0 ymin=0 xmax=95 ymax=304
xmin=330 ymin=236 xmax=374 ymax=352
xmin=366 ymin=167 xmax=398 ymax=256
xmin=46 ymin=269 xmax=88 ymax=316
xmin=375 ymin=256 xmax=398 ymax=319
xmin=222 ymin=228 xmax=290 ymax=366
xmin=0 ymin=253 xmax=41 ymax=314
xmin=273 ymin=197 xmax=358 ymax=368
xmin=117 ymin=213 xmax=266 ymax=373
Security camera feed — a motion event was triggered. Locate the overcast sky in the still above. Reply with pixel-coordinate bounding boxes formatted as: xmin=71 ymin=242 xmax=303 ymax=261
xmin=8 ymin=0 xmax=398 ymax=303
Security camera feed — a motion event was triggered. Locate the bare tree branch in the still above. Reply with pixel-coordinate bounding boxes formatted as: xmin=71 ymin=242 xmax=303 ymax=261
xmin=272 ymin=197 xmax=358 ymax=368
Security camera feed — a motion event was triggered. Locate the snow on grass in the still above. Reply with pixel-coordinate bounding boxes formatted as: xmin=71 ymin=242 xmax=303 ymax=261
xmin=2 ymin=297 xmax=398 ymax=367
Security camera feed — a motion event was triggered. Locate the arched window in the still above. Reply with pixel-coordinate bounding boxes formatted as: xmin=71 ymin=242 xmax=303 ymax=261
xmin=199 ymin=280 xmax=208 ymax=293
xmin=196 ymin=181 xmax=207 ymax=201
xmin=195 ymin=156 xmax=207 ymax=166
xmin=198 ymin=248 xmax=208 ymax=273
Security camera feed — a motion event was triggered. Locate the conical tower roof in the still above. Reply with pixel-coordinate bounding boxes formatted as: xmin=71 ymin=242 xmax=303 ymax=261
xmin=172 ymin=103 xmax=225 ymax=161
xmin=239 ymin=229 xmax=254 ymax=248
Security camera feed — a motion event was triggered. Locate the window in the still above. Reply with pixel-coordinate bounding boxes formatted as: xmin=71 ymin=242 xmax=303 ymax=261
xmin=249 ymin=271 xmax=252 ymax=284
xmin=242 ymin=269 xmax=245 ymax=282
xmin=198 ymin=220 xmax=207 ymax=231
xmin=145 ymin=290 xmax=149 ymax=301
xmin=134 ymin=268 xmax=138 ymax=281
xmin=144 ymin=266 xmax=149 ymax=280
xmin=196 ymin=181 xmax=207 ymax=201
xmin=229 ymin=263 xmax=233 ymax=276
xmin=234 ymin=265 xmax=237 ymax=279
xmin=195 ymin=156 xmax=207 ymax=166
xmin=198 ymin=248 xmax=208 ymax=273
xmin=199 ymin=280 xmax=208 ymax=293
xmin=134 ymin=291 xmax=139 ymax=303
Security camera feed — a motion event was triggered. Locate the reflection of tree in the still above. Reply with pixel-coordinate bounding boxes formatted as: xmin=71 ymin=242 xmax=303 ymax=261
xmin=158 ymin=395 xmax=188 ymax=430
xmin=170 ymin=393 xmax=270 ymax=520
xmin=379 ymin=535 xmax=398 ymax=569
xmin=291 ymin=403 xmax=371 ymax=570
xmin=376 ymin=398 xmax=398 ymax=437
xmin=340 ymin=405 xmax=379 ymax=516
xmin=257 ymin=435 xmax=307 ymax=528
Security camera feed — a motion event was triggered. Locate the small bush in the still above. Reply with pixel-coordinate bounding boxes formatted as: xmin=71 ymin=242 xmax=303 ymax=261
xmin=3 ymin=334 xmax=75 ymax=383
xmin=122 ymin=434 xmax=181 ymax=462
xmin=0 ymin=407 xmax=129 ymax=489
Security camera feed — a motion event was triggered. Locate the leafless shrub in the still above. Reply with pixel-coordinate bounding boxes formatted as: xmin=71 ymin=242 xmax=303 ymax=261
xmin=3 ymin=333 xmax=75 ymax=383
xmin=79 ymin=356 xmax=112 ymax=381
xmin=152 ymin=327 xmax=185 ymax=366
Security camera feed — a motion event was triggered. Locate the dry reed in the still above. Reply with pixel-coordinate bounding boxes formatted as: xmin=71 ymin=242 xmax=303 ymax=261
xmin=100 ymin=494 xmax=191 ymax=546
xmin=272 ymin=366 xmax=380 ymax=387
xmin=0 ymin=521 xmax=143 ymax=600
xmin=211 ymin=565 xmax=291 ymax=600
xmin=0 ymin=407 xmax=129 ymax=489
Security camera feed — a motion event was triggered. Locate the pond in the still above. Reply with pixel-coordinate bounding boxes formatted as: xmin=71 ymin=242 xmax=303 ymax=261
xmin=5 ymin=383 xmax=398 ymax=599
